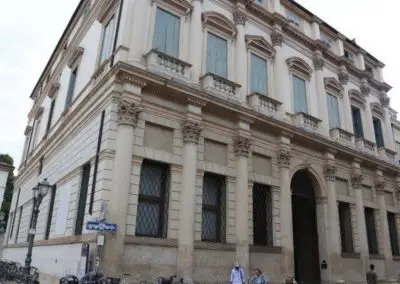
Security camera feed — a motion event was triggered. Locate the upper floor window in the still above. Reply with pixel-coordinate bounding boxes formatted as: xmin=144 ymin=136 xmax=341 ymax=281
xmin=99 ymin=15 xmax=116 ymax=64
xmin=152 ymin=8 xmax=180 ymax=58
xmin=287 ymin=10 xmax=301 ymax=28
xmin=327 ymin=93 xmax=340 ymax=129
xmin=32 ymin=108 xmax=44 ymax=149
xmin=46 ymin=98 xmax=56 ymax=134
xmin=286 ymin=57 xmax=312 ymax=114
xmin=352 ymin=106 xmax=364 ymax=138
xmin=373 ymin=117 xmax=385 ymax=148
xmin=344 ymin=49 xmax=354 ymax=62
xmin=320 ymin=32 xmax=333 ymax=50
xmin=206 ymin=33 xmax=228 ymax=78
xmin=65 ymin=66 xmax=78 ymax=110
xmin=246 ymin=35 xmax=275 ymax=97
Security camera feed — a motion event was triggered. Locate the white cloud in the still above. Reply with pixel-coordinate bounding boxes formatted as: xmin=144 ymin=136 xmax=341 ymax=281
xmin=0 ymin=0 xmax=398 ymax=169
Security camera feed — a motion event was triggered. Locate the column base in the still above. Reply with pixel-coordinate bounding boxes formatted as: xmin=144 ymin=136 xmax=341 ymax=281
xmin=236 ymin=243 xmax=249 ymax=273
xmin=177 ymin=242 xmax=194 ymax=283
xmin=281 ymin=249 xmax=294 ymax=279
xmin=103 ymin=233 xmax=125 ymax=278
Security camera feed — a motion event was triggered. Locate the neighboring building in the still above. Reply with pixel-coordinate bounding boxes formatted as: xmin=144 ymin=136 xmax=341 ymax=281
xmin=4 ymin=0 xmax=400 ymax=283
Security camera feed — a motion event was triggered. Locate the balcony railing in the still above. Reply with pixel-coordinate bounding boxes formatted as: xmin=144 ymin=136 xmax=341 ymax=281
xmin=355 ymin=138 xmax=376 ymax=155
xmin=200 ymin=73 xmax=241 ymax=100
xmin=291 ymin=112 xmax=321 ymax=133
xmin=145 ymin=49 xmax=191 ymax=78
xmin=247 ymin=93 xmax=282 ymax=118
xmin=378 ymin=147 xmax=397 ymax=162
xmin=329 ymin=128 xmax=354 ymax=147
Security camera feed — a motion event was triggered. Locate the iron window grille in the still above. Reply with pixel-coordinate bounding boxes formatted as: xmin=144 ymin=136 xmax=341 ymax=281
xmin=45 ymin=185 xmax=57 ymax=240
xmin=201 ymin=173 xmax=226 ymax=243
xmin=15 ymin=206 xmax=23 ymax=243
xmin=338 ymin=202 xmax=354 ymax=253
xmin=75 ymin=163 xmax=91 ymax=236
xmin=135 ymin=160 xmax=170 ymax=238
xmin=252 ymin=183 xmax=273 ymax=246
xmin=364 ymin=207 xmax=379 ymax=254
xmin=387 ymin=212 xmax=400 ymax=256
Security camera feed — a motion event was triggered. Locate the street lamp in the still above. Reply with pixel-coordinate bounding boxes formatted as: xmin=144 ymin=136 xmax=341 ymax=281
xmin=24 ymin=178 xmax=51 ymax=284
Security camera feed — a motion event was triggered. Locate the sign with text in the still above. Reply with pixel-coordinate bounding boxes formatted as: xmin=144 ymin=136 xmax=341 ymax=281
xmin=86 ymin=221 xmax=117 ymax=232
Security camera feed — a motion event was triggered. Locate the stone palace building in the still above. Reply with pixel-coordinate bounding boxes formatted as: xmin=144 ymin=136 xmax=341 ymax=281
xmin=4 ymin=0 xmax=400 ymax=283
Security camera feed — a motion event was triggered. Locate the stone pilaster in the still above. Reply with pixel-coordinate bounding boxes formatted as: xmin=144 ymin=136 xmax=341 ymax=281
xmin=177 ymin=105 xmax=203 ymax=283
xmin=104 ymin=98 xmax=141 ymax=277
xmin=380 ymin=93 xmax=395 ymax=151
xmin=189 ymin=0 xmax=204 ymax=82
xmin=272 ymin=26 xmax=285 ymax=114
xmin=323 ymin=151 xmax=342 ymax=281
xmin=375 ymin=172 xmax=393 ymax=278
xmin=278 ymin=132 xmax=293 ymax=280
xmin=314 ymin=51 xmax=329 ymax=136
xmin=351 ymin=161 xmax=368 ymax=275
xmin=234 ymin=8 xmax=247 ymax=102
xmin=338 ymin=66 xmax=353 ymax=133
xmin=361 ymin=79 xmax=375 ymax=143
xmin=233 ymin=126 xmax=252 ymax=272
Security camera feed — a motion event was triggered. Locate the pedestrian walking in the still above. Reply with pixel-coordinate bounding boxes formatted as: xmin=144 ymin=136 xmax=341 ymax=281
xmin=249 ymin=268 xmax=267 ymax=284
xmin=230 ymin=263 xmax=245 ymax=284
xmin=366 ymin=264 xmax=377 ymax=284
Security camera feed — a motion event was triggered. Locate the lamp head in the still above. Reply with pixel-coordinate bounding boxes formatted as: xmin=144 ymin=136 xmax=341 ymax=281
xmin=37 ymin=178 xmax=50 ymax=197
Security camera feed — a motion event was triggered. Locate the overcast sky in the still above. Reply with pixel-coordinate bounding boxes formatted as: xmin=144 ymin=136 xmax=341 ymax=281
xmin=0 ymin=0 xmax=398 ymax=170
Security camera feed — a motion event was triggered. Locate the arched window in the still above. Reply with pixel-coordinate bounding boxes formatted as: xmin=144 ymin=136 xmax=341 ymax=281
xmin=286 ymin=57 xmax=313 ymax=113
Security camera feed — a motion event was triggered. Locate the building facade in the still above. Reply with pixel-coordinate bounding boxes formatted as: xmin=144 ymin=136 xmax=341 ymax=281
xmin=3 ymin=0 xmax=400 ymax=283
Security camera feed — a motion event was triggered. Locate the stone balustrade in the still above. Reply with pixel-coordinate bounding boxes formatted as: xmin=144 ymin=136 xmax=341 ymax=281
xmin=247 ymin=92 xmax=282 ymax=118
xmin=200 ymin=73 xmax=241 ymax=100
xmin=355 ymin=138 xmax=376 ymax=155
xmin=329 ymin=128 xmax=354 ymax=147
xmin=378 ymin=147 xmax=397 ymax=162
xmin=145 ymin=49 xmax=192 ymax=78
xmin=291 ymin=112 xmax=321 ymax=133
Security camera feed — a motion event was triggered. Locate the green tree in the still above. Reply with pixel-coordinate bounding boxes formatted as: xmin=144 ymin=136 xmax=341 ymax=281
xmin=0 ymin=154 xmax=14 ymax=224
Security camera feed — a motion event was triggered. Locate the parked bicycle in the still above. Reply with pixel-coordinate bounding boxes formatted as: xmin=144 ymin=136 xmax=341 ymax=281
xmin=0 ymin=259 xmax=39 ymax=283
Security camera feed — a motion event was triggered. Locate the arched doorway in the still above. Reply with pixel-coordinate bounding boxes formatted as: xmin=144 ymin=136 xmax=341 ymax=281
xmin=291 ymin=170 xmax=321 ymax=284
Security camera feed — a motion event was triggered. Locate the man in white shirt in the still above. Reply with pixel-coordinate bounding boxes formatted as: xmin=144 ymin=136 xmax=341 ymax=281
xmin=230 ymin=263 xmax=245 ymax=284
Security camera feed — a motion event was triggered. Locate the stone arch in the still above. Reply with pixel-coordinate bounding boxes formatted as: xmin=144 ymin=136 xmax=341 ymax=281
xmin=324 ymin=77 xmax=343 ymax=96
xmin=286 ymin=56 xmax=313 ymax=79
xmin=202 ymin=11 xmax=237 ymax=38
xmin=245 ymin=35 xmax=275 ymax=57
xmin=289 ymin=162 xmax=326 ymax=199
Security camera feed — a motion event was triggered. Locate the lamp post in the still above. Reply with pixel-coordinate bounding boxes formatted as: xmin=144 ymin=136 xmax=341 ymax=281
xmin=24 ymin=178 xmax=51 ymax=284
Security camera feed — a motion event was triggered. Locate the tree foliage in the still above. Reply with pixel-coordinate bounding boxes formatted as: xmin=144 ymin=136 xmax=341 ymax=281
xmin=0 ymin=154 xmax=14 ymax=224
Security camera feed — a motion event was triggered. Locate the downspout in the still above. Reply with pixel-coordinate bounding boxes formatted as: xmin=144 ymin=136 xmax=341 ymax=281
xmin=110 ymin=0 xmax=124 ymax=67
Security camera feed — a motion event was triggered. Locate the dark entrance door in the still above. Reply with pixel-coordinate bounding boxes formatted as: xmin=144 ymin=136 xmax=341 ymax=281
xmin=291 ymin=170 xmax=321 ymax=284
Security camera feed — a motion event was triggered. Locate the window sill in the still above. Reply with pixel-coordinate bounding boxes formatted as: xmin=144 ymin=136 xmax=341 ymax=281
xmin=341 ymin=252 xmax=360 ymax=259
xmin=250 ymin=245 xmax=282 ymax=254
xmin=392 ymin=255 xmax=400 ymax=261
xmin=124 ymin=235 xmax=177 ymax=247
xmin=194 ymin=241 xmax=235 ymax=251
xmin=369 ymin=254 xmax=384 ymax=260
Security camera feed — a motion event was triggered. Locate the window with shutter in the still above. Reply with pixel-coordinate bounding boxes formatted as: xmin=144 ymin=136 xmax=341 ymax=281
xmin=387 ymin=212 xmax=400 ymax=256
xmin=292 ymin=75 xmax=308 ymax=113
xmin=327 ymin=93 xmax=340 ymax=129
xmin=351 ymin=106 xmax=364 ymax=138
xmin=152 ymin=8 xmax=180 ymax=58
xmin=364 ymin=207 xmax=379 ymax=254
xmin=252 ymin=183 xmax=273 ymax=246
xmin=250 ymin=54 xmax=268 ymax=96
xmin=373 ymin=117 xmax=385 ymax=148
xmin=206 ymin=33 xmax=228 ymax=78
xmin=338 ymin=202 xmax=354 ymax=253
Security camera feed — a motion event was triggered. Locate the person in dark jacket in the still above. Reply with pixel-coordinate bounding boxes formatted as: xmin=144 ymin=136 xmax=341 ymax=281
xmin=366 ymin=264 xmax=377 ymax=284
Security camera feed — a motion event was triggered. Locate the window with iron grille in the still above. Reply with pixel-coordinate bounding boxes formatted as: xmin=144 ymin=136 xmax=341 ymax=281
xmin=75 ymin=163 xmax=91 ymax=235
xmin=364 ymin=207 xmax=379 ymax=254
xmin=45 ymin=185 xmax=57 ymax=240
xmin=252 ymin=183 xmax=273 ymax=246
xmin=338 ymin=202 xmax=354 ymax=253
xmin=9 ymin=188 xmax=20 ymax=239
xmin=135 ymin=160 xmax=170 ymax=238
xmin=387 ymin=212 xmax=400 ymax=256
xmin=38 ymin=156 xmax=44 ymax=175
xmin=201 ymin=173 xmax=226 ymax=242
xmin=15 ymin=206 xmax=23 ymax=243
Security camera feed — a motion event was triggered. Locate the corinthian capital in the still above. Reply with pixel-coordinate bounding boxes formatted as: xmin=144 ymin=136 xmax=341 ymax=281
xmin=351 ymin=172 xmax=363 ymax=189
xmin=374 ymin=178 xmax=385 ymax=194
xmin=313 ymin=53 xmax=325 ymax=71
xmin=118 ymin=99 xmax=140 ymax=126
xmin=271 ymin=29 xmax=283 ymax=47
xmin=324 ymin=165 xmax=336 ymax=182
xmin=233 ymin=10 xmax=247 ymax=26
xmin=233 ymin=135 xmax=252 ymax=157
xmin=360 ymin=79 xmax=370 ymax=96
xmin=182 ymin=120 xmax=202 ymax=144
xmin=338 ymin=67 xmax=349 ymax=85
xmin=277 ymin=149 xmax=291 ymax=168
xmin=380 ymin=94 xmax=390 ymax=107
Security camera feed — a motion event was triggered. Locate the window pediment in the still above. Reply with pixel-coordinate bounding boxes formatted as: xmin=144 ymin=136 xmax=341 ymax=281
xmin=286 ymin=57 xmax=313 ymax=79
xmin=349 ymin=89 xmax=365 ymax=106
xmin=97 ymin=0 xmax=118 ymax=23
xmin=371 ymin=102 xmax=384 ymax=118
xmin=24 ymin=125 xmax=33 ymax=135
xmin=35 ymin=107 xmax=44 ymax=119
xmin=67 ymin=46 xmax=84 ymax=68
xmin=48 ymin=82 xmax=60 ymax=99
xmin=245 ymin=35 xmax=275 ymax=58
xmin=324 ymin=77 xmax=343 ymax=97
xmin=202 ymin=11 xmax=237 ymax=38
xmin=152 ymin=0 xmax=192 ymax=15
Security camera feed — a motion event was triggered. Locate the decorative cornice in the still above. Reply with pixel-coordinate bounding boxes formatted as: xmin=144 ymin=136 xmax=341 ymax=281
xmin=245 ymin=35 xmax=275 ymax=57
xmin=233 ymin=135 xmax=252 ymax=157
xmin=271 ymin=29 xmax=283 ymax=47
xmin=360 ymin=79 xmax=371 ymax=96
xmin=324 ymin=164 xmax=336 ymax=181
xmin=24 ymin=125 xmax=33 ymax=135
xmin=35 ymin=107 xmax=44 ymax=119
xmin=286 ymin=57 xmax=313 ymax=79
xmin=117 ymin=99 xmax=140 ymax=127
xmin=313 ymin=53 xmax=325 ymax=71
xmin=349 ymin=89 xmax=366 ymax=106
xmin=233 ymin=9 xmax=247 ymax=26
xmin=324 ymin=77 xmax=343 ymax=96
xmin=351 ymin=172 xmax=363 ymax=189
xmin=277 ymin=149 xmax=291 ymax=168
xmin=48 ymin=82 xmax=60 ymax=99
xmin=67 ymin=46 xmax=84 ymax=68
xmin=202 ymin=11 xmax=237 ymax=38
xmin=338 ymin=68 xmax=349 ymax=85
xmin=116 ymin=71 xmax=147 ymax=88
xmin=181 ymin=120 xmax=202 ymax=144
xmin=187 ymin=97 xmax=207 ymax=108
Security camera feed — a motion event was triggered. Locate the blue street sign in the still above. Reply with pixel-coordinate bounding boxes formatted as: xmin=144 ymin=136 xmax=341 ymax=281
xmin=86 ymin=221 xmax=117 ymax=232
